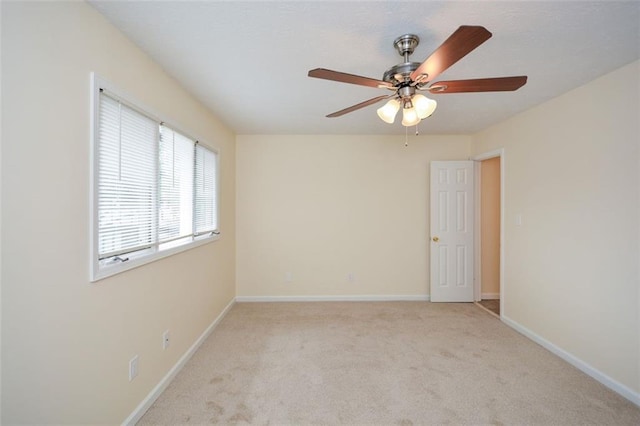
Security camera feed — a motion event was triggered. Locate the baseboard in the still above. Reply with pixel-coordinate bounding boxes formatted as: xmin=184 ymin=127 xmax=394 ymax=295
xmin=502 ymin=315 xmax=640 ymax=407
xmin=122 ymin=298 xmax=236 ymax=426
xmin=235 ymin=294 xmax=430 ymax=302
xmin=481 ymin=292 xmax=500 ymax=300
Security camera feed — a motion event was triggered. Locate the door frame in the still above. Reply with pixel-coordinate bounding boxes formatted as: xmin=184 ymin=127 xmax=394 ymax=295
xmin=472 ymin=148 xmax=505 ymax=317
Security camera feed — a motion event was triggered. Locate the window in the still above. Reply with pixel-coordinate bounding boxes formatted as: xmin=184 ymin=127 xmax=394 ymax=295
xmin=91 ymin=75 xmax=219 ymax=281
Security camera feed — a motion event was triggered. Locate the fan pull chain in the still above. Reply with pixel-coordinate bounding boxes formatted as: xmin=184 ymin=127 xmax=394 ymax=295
xmin=404 ymin=123 xmax=421 ymax=147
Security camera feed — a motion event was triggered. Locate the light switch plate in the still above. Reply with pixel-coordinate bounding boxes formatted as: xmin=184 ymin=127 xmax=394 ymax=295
xmin=129 ymin=355 xmax=139 ymax=381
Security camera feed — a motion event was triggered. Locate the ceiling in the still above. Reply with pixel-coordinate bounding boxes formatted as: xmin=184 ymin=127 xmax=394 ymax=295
xmin=88 ymin=1 xmax=640 ymax=135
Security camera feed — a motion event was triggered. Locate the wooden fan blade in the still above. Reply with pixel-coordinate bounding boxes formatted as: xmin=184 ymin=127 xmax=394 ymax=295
xmin=427 ymin=76 xmax=528 ymax=93
xmin=326 ymin=95 xmax=392 ymax=118
xmin=410 ymin=26 xmax=492 ymax=83
xmin=309 ymin=68 xmax=393 ymax=89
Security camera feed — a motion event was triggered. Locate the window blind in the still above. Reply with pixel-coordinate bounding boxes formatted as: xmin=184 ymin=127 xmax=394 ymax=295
xmin=159 ymin=126 xmax=194 ymax=244
xmin=194 ymin=145 xmax=218 ymax=235
xmin=97 ymin=92 xmax=158 ymax=259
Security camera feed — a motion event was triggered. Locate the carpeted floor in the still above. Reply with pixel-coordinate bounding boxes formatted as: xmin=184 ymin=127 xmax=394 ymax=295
xmin=139 ymin=302 xmax=640 ymax=425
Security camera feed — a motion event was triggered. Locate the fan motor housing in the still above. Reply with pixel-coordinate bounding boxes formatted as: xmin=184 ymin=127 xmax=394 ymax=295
xmin=382 ymin=62 xmax=421 ymax=85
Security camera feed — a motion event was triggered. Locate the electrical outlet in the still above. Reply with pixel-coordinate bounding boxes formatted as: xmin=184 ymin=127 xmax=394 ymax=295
xmin=347 ymin=273 xmax=355 ymax=283
xmin=129 ymin=355 xmax=139 ymax=381
xmin=285 ymin=272 xmax=293 ymax=282
xmin=162 ymin=330 xmax=170 ymax=350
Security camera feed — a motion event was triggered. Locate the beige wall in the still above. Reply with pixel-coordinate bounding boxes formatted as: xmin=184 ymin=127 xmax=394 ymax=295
xmin=1 ymin=2 xmax=235 ymax=423
xmin=236 ymin=134 xmax=471 ymax=298
xmin=472 ymin=60 xmax=639 ymax=394
xmin=480 ymin=157 xmax=500 ymax=297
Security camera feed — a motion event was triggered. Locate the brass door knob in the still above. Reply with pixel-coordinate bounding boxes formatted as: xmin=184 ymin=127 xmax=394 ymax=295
xmin=432 ymin=236 xmax=439 ymax=242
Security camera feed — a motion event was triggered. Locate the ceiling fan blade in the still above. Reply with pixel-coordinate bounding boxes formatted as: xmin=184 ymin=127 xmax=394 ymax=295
xmin=309 ymin=68 xmax=393 ymax=89
xmin=410 ymin=26 xmax=492 ymax=83
xmin=326 ymin=95 xmax=392 ymax=118
xmin=427 ymin=76 xmax=528 ymax=93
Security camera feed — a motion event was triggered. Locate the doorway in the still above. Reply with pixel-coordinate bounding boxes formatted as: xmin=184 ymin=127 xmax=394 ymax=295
xmin=428 ymin=155 xmax=503 ymax=310
xmin=473 ymin=150 xmax=504 ymax=318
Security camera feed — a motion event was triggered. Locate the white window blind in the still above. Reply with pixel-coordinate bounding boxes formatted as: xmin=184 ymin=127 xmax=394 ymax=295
xmin=97 ymin=92 xmax=157 ymax=259
xmin=159 ymin=126 xmax=194 ymax=245
xmin=194 ymin=145 xmax=218 ymax=235
xmin=92 ymin=77 xmax=220 ymax=282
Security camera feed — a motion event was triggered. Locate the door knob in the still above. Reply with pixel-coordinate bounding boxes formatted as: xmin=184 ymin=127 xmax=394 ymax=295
xmin=432 ymin=236 xmax=439 ymax=242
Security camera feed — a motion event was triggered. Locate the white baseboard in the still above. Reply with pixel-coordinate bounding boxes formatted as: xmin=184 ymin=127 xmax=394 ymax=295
xmin=481 ymin=292 xmax=500 ymax=300
xmin=122 ymin=298 xmax=236 ymax=426
xmin=235 ymin=294 xmax=430 ymax=302
xmin=502 ymin=315 xmax=640 ymax=407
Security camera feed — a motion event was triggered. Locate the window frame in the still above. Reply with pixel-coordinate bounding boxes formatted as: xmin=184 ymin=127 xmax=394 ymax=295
xmin=90 ymin=73 xmax=220 ymax=282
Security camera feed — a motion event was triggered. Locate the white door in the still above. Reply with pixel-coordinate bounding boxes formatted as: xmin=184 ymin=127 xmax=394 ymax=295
xmin=430 ymin=161 xmax=474 ymax=302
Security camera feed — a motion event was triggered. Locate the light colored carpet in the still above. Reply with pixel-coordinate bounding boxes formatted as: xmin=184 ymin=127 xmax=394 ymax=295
xmin=139 ymin=302 xmax=640 ymax=425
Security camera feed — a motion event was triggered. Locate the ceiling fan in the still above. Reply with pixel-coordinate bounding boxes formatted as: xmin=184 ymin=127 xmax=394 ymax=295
xmin=308 ymin=26 xmax=527 ymax=127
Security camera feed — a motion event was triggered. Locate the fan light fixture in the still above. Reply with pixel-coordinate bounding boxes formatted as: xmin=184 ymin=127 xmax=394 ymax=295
xmin=377 ymin=94 xmax=437 ymax=126
xmin=376 ymin=99 xmax=400 ymax=124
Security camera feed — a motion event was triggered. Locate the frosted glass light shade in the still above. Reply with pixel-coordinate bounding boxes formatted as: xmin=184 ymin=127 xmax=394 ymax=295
xmin=401 ymin=106 xmax=420 ymax=126
xmin=376 ymin=99 xmax=400 ymax=124
xmin=413 ymin=94 xmax=437 ymax=119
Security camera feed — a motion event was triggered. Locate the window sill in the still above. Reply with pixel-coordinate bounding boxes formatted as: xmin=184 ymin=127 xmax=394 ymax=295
xmin=90 ymin=233 xmax=220 ymax=283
